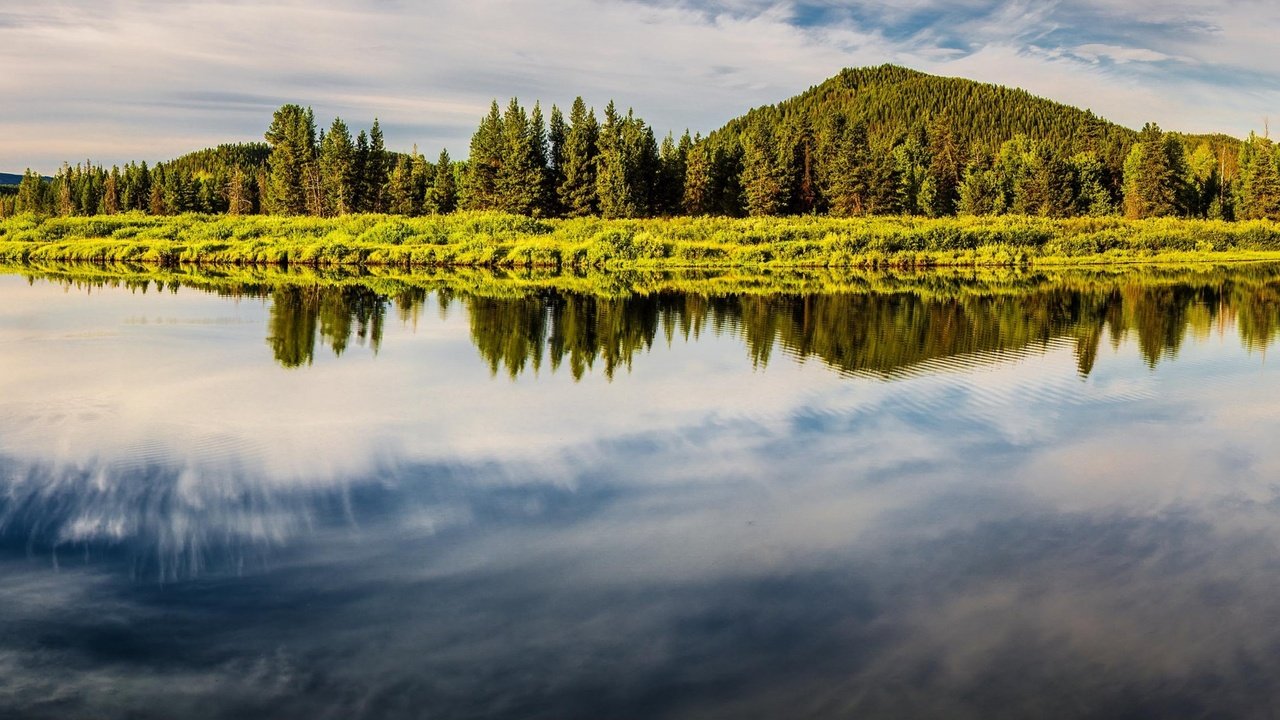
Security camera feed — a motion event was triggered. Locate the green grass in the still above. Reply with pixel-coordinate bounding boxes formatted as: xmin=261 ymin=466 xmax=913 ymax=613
xmin=6 ymin=212 xmax=1280 ymax=269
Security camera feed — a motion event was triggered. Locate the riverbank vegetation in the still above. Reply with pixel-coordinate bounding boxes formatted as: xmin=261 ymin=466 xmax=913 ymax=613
xmin=5 ymin=212 xmax=1280 ymax=269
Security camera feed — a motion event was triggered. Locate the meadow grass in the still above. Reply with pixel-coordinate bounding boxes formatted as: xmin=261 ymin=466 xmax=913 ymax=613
xmin=5 ymin=212 xmax=1280 ymax=269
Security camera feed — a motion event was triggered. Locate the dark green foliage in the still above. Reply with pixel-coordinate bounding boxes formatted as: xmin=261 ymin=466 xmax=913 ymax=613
xmin=319 ymin=117 xmax=357 ymax=215
xmin=741 ymin=123 xmax=790 ymax=217
xmin=264 ymin=104 xmax=317 ymax=215
xmin=366 ymin=120 xmax=389 ymax=213
xmin=464 ymin=101 xmax=504 ymax=212
xmin=1237 ymin=134 xmax=1280 ymax=220
xmin=1124 ymin=123 xmax=1192 ymax=219
xmin=558 ymin=97 xmax=599 ymax=217
xmin=429 ymin=149 xmax=458 ymax=214
xmin=816 ymin=116 xmax=872 ymax=216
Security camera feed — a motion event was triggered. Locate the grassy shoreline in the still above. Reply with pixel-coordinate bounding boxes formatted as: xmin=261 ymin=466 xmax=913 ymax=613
xmin=6 ymin=212 xmax=1280 ymax=269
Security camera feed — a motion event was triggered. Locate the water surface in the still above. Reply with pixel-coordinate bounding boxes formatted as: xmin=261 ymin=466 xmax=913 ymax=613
xmin=3 ymin=264 xmax=1280 ymax=718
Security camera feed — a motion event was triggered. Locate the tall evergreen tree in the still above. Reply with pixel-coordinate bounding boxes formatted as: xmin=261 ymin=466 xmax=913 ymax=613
xmin=429 ymin=149 xmax=458 ymax=214
xmin=817 ymin=116 xmax=872 ymax=216
xmin=353 ymin=130 xmax=370 ymax=212
xmin=926 ymin=117 xmax=963 ymax=216
xmin=264 ymin=104 xmax=316 ymax=215
xmin=464 ymin=101 xmax=504 ymax=211
xmin=1123 ymin=122 xmax=1191 ymax=219
xmin=548 ymin=105 xmax=568 ymax=216
xmin=386 ymin=155 xmax=415 ymax=215
xmin=741 ymin=123 xmax=789 ymax=216
xmin=366 ymin=119 xmax=388 ymax=213
xmin=494 ymin=98 xmax=542 ymax=215
xmin=558 ymin=97 xmax=599 ymax=217
xmin=682 ymin=143 xmax=715 ymax=216
xmin=319 ymin=117 xmax=357 ymax=215
xmin=1237 ymin=133 xmax=1280 ymax=220
xmin=529 ymin=102 xmax=554 ymax=216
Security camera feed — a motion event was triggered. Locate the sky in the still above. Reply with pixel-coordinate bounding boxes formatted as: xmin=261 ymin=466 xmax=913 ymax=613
xmin=3 ymin=0 xmax=1280 ymax=173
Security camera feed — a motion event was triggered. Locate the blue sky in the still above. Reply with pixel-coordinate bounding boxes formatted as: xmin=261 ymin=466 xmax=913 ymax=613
xmin=3 ymin=0 xmax=1278 ymax=172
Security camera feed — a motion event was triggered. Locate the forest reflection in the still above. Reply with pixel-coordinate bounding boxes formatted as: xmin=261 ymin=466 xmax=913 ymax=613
xmin=19 ymin=264 xmax=1280 ymax=378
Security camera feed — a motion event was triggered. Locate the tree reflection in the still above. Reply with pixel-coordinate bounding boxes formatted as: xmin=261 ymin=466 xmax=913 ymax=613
xmin=23 ymin=263 xmax=1280 ymax=377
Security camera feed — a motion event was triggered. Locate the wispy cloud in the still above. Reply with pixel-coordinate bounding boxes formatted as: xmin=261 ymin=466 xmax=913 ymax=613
xmin=2 ymin=1 xmax=1279 ymax=172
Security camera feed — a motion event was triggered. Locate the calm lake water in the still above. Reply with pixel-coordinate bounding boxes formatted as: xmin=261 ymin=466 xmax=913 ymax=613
xmin=4 ymin=264 xmax=1280 ymax=718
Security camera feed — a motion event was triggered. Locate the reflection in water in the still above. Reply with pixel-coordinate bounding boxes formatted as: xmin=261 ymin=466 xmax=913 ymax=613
xmin=89 ymin=264 xmax=1280 ymax=376
xmin=4 ymin=264 xmax=1280 ymax=718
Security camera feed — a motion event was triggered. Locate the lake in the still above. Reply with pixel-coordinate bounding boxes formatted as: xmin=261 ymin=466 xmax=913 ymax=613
xmin=3 ymin=263 xmax=1280 ymax=718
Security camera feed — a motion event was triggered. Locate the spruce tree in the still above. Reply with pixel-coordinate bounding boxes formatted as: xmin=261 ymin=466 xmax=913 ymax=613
xmin=494 ymin=98 xmax=541 ymax=215
xmin=528 ymin=102 xmax=553 ymax=216
xmin=386 ymin=155 xmax=415 ymax=215
xmin=410 ymin=146 xmax=432 ymax=215
xmin=817 ymin=116 xmax=872 ymax=216
xmin=558 ymin=97 xmax=599 ymax=217
xmin=682 ymin=143 xmax=714 ymax=216
xmin=319 ymin=117 xmax=357 ymax=215
xmin=366 ymin=119 xmax=388 ymax=213
xmin=264 ymin=104 xmax=315 ymax=215
xmin=548 ymin=105 xmax=568 ymax=216
xmin=596 ymin=102 xmax=630 ymax=218
xmin=1123 ymin=123 xmax=1190 ymax=219
xmin=429 ymin=149 xmax=458 ymax=214
xmin=1238 ymin=134 xmax=1280 ymax=220
xmin=926 ymin=117 xmax=963 ymax=216
xmin=464 ymin=101 xmax=504 ymax=211
xmin=353 ymin=130 xmax=370 ymax=212
xmin=741 ymin=123 xmax=788 ymax=216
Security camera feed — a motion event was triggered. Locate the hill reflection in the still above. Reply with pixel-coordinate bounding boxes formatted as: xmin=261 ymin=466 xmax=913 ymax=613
xmin=13 ymin=263 xmax=1280 ymax=378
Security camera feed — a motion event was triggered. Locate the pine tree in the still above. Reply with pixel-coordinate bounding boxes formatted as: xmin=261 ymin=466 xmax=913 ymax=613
xmin=429 ymin=148 xmax=458 ymax=214
xmin=1238 ymin=133 xmax=1280 ymax=220
xmin=892 ymin=128 xmax=930 ymax=215
xmin=353 ymin=130 xmax=370 ymax=212
xmin=926 ymin=117 xmax=963 ymax=216
xmin=528 ymin=102 xmax=554 ymax=216
xmin=741 ymin=123 xmax=789 ymax=216
xmin=386 ymin=155 xmax=415 ymax=215
xmin=264 ymin=104 xmax=315 ymax=215
xmin=494 ymin=98 xmax=542 ymax=215
xmin=558 ymin=97 xmax=599 ymax=217
xmin=1123 ymin=123 xmax=1191 ymax=219
xmin=817 ymin=116 xmax=872 ymax=216
xmin=682 ymin=143 xmax=715 ymax=216
xmin=15 ymin=170 xmax=46 ymax=214
xmin=958 ymin=153 xmax=1002 ymax=216
xmin=319 ymin=117 xmax=357 ymax=215
xmin=596 ymin=102 xmax=630 ymax=218
xmin=366 ymin=119 xmax=388 ymax=213
xmin=464 ymin=101 xmax=504 ymax=211
xmin=548 ymin=105 xmax=568 ymax=216
xmin=103 ymin=167 xmax=120 ymax=215
xmin=410 ymin=145 xmax=432 ymax=216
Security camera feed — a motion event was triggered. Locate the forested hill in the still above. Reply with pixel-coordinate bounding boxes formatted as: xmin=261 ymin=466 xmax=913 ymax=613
xmin=4 ymin=64 xmax=1272 ymax=222
xmin=714 ymin=64 xmax=1137 ymax=173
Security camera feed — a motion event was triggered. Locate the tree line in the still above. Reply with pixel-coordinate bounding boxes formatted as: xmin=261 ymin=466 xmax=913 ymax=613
xmin=6 ymin=67 xmax=1280 ymax=222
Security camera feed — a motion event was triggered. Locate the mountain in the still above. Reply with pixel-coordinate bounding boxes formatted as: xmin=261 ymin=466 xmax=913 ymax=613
xmin=0 ymin=173 xmax=25 ymax=186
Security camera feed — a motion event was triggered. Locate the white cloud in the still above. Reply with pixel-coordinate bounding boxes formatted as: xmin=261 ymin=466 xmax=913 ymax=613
xmin=2 ymin=0 xmax=1280 ymax=171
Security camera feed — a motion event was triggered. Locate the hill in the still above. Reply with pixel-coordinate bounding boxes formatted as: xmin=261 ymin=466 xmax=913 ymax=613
xmin=713 ymin=64 xmax=1139 ymax=173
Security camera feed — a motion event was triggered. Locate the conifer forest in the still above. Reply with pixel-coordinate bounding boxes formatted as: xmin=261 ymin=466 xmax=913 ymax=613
xmin=5 ymin=66 xmax=1277 ymax=226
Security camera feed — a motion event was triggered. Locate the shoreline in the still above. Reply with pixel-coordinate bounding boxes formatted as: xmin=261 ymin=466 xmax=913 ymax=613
xmin=6 ymin=212 xmax=1280 ymax=270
